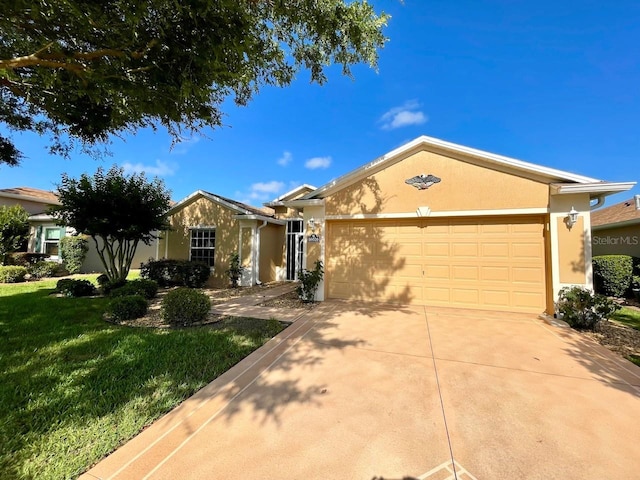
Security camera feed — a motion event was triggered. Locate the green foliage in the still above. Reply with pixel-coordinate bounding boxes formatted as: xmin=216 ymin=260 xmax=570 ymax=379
xmin=0 ymin=1 xmax=388 ymax=166
xmin=556 ymin=286 xmax=621 ymax=331
xmin=141 ymin=259 xmax=210 ymax=287
xmin=226 ymin=253 xmax=244 ymax=288
xmin=592 ymin=255 xmax=633 ymax=297
xmin=27 ymin=261 xmax=61 ymax=279
xmin=52 ymin=165 xmax=171 ymax=283
xmin=109 ymin=279 xmax=158 ymax=300
xmin=296 ymin=260 xmax=324 ymax=302
xmin=56 ymin=278 xmax=97 ymax=297
xmin=0 ymin=265 xmax=27 ymax=283
xmin=6 ymin=252 xmax=50 ymax=266
xmin=0 ymin=205 xmax=29 ymax=264
xmin=59 ymin=235 xmax=89 ymax=274
xmin=106 ymin=295 xmax=148 ymax=321
xmin=162 ymin=287 xmax=211 ymax=325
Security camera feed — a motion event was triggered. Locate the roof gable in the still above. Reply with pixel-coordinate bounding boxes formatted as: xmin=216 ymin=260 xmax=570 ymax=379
xmin=304 ymin=136 xmax=606 ymax=200
xmin=168 ymin=190 xmax=275 ymax=218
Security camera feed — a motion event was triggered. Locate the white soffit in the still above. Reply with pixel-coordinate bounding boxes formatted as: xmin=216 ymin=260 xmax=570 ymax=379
xmin=551 ymin=182 xmax=636 ymax=197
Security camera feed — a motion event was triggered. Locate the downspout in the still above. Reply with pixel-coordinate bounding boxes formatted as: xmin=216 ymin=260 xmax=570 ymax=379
xmin=255 ymin=220 xmax=268 ymax=285
xmin=590 ymin=196 xmax=604 ymax=210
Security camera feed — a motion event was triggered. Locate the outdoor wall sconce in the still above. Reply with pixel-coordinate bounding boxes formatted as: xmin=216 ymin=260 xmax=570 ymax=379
xmin=307 ymin=217 xmax=317 ymax=232
xmin=565 ymin=207 xmax=579 ymax=230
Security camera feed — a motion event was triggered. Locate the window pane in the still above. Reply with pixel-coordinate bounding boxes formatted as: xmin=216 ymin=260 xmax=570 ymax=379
xmin=45 ymin=242 xmax=59 ymax=256
xmin=45 ymin=228 xmax=61 ymax=240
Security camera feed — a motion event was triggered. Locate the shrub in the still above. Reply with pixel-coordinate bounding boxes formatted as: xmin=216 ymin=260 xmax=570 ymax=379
xmin=6 ymin=252 xmax=50 ymax=266
xmin=56 ymin=279 xmax=97 ymax=297
xmin=296 ymin=260 xmax=324 ymax=302
xmin=592 ymin=255 xmax=633 ymax=297
xmin=109 ymin=279 xmax=158 ymax=299
xmin=226 ymin=253 xmax=244 ymax=288
xmin=27 ymin=260 xmax=60 ymax=279
xmin=556 ymin=286 xmax=621 ymax=331
xmin=0 ymin=265 xmax=27 ymax=283
xmin=106 ymin=295 xmax=148 ymax=322
xmin=141 ymin=259 xmax=210 ymax=287
xmin=96 ymin=273 xmax=110 ymax=286
xmin=100 ymin=279 xmax=127 ymax=295
xmin=162 ymin=287 xmax=211 ymax=325
xmin=59 ymin=235 xmax=89 ymax=274
xmin=0 ymin=204 xmax=29 ymax=265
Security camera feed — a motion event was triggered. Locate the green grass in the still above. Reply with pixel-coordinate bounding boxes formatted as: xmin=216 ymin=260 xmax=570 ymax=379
xmin=0 ymin=277 xmax=285 ymax=480
xmin=611 ymin=306 xmax=640 ymax=331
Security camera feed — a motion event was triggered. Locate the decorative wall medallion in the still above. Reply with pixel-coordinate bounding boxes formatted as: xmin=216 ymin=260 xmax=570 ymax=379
xmin=405 ymin=174 xmax=441 ymax=190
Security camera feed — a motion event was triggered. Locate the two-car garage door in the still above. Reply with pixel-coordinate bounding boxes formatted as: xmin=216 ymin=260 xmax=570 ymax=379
xmin=325 ymin=217 xmax=547 ymax=313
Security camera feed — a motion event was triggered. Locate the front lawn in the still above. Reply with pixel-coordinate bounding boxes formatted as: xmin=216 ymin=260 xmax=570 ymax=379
xmin=0 ymin=278 xmax=285 ymax=480
xmin=611 ymin=306 xmax=640 ymax=331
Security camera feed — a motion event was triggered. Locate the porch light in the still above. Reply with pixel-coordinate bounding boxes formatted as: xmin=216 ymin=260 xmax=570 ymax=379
xmin=566 ymin=207 xmax=579 ymax=229
xmin=307 ymin=217 xmax=317 ymax=232
xmin=635 ymin=194 xmax=640 ymax=210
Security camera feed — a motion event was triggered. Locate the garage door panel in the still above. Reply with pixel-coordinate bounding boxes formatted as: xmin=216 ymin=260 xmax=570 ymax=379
xmin=327 ymin=217 xmax=546 ymax=313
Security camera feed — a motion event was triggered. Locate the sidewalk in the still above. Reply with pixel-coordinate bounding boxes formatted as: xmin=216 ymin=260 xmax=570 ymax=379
xmin=210 ymin=283 xmax=309 ymax=322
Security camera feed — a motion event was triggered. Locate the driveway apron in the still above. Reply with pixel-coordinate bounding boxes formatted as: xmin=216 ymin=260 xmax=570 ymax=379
xmin=82 ymin=302 xmax=640 ymax=480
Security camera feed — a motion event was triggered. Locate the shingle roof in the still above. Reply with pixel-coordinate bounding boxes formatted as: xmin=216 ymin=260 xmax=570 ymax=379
xmin=0 ymin=186 xmax=59 ymax=203
xmin=202 ymin=191 xmax=275 ymax=217
xmin=591 ymin=197 xmax=640 ymax=227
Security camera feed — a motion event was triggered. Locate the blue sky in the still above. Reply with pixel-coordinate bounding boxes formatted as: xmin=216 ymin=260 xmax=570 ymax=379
xmin=1 ymin=0 xmax=639 ymax=207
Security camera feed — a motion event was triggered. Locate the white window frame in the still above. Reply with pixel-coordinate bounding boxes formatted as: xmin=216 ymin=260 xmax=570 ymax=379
xmin=190 ymin=227 xmax=216 ymax=267
xmin=43 ymin=226 xmax=62 ymax=259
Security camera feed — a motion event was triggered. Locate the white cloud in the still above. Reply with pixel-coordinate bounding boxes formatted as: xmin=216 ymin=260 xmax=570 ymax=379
xmin=277 ymin=151 xmax=293 ymax=166
xmin=170 ymin=135 xmax=201 ymax=155
xmin=122 ymin=159 xmax=177 ymax=177
xmin=379 ymin=100 xmax=428 ymax=130
xmin=250 ymin=181 xmax=285 ymax=194
xmin=236 ymin=180 xmax=286 ymax=205
xmin=305 ymin=156 xmax=332 ymax=169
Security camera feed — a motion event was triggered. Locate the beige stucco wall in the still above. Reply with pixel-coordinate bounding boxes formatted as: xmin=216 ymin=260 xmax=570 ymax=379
xmin=158 ymin=196 xmax=240 ymax=288
xmin=592 ymin=224 xmax=640 ymax=258
xmin=81 ymin=237 xmax=157 ymax=273
xmin=259 ymin=224 xmax=285 ymax=283
xmin=0 ymin=198 xmax=52 ymax=215
xmin=556 ymin=216 xmax=586 ymax=284
xmin=325 ymin=150 xmax=549 ymax=216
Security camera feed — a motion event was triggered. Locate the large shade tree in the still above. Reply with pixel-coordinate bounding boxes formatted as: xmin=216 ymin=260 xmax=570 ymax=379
xmin=0 ymin=0 xmax=389 ymax=166
xmin=52 ymin=166 xmax=171 ymax=282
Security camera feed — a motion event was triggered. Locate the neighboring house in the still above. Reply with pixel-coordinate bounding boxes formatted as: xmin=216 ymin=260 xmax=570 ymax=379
xmin=590 ymin=196 xmax=640 ymax=258
xmin=0 ymin=186 xmax=156 ymax=271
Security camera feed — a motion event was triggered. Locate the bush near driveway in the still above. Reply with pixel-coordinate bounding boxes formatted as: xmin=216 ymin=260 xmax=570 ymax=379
xmin=0 ymin=278 xmax=285 ymax=480
xmin=556 ymin=285 xmax=621 ymax=331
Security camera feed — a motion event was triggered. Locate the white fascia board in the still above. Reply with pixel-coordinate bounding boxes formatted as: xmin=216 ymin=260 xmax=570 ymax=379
xmin=28 ymin=213 xmax=56 ymax=221
xmin=304 ymin=135 xmax=602 ymax=199
xmin=0 ymin=192 xmax=61 ymax=205
xmin=325 ymin=207 xmax=549 ymax=220
xmin=265 ymin=184 xmax=317 ymax=205
xmin=281 ymin=198 xmax=325 ymax=208
xmin=550 ymin=182 xmax=636 ymax=196
xmin=232 ymin=214 xmax=286 ymax=225
xmin=167 ymin=190 xmax=253 ymax=216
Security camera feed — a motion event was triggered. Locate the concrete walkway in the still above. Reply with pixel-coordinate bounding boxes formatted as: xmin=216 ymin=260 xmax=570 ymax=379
xmin=209 ymin=283 xmax=309 ymax=322
xmin=81 ymin=302 xmax=640 ymax=480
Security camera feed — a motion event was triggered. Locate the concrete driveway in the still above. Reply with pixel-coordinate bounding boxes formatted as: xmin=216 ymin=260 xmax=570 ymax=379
xmin=82 ymin=302 xmax=640 ymax=480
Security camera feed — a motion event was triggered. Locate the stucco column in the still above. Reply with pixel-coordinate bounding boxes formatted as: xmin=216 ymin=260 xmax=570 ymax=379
xmin=303 ymin=204 xmax=325 ymax=301
xmin=549 ymin=193 xmax=593 ymax=304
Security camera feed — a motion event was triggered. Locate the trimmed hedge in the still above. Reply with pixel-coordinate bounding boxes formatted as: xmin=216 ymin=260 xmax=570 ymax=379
xmin=59 ymin=235 xmax=89 ymax=274
xmin=106 ymin=295 xmax=148 ymax=321
xmin=0 ymin=265 xmax=27 ymax=283
xmin=162 ymin=287 xmax=211 ymax=325
xmin=592 ymin=255 xmax=633 ymax=297
xmin=141 ymin=259 xmax=210 ymax=287
xmin=28 ymin=261 xmax=61 ymax=279
xmin=109 ymin=279 xmax=158 ymax=299
xmin=56 ymin=279 xmax=97 ymax=297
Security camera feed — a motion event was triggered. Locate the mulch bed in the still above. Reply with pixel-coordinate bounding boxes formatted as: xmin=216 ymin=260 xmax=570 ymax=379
xmin=258 ymin=290 xmax=317 ymax=310
xmin=584 ymin=320 xmax=640 ymax=362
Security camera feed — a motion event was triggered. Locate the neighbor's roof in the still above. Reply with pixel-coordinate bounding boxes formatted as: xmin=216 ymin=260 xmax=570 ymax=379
xmin=591 ymin=197 xmax=640 ymax=229
xmin=0 ymin=186 xmax=60 ymax=204
xmin=303 ymin=135 xmax=635 ymax=200
xmin=264 ymin=184 xmax=317 ymax=206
